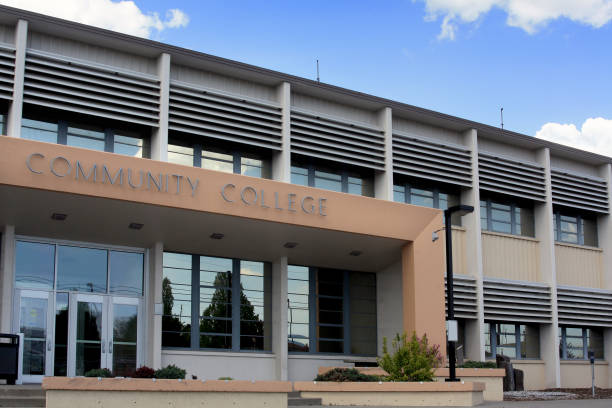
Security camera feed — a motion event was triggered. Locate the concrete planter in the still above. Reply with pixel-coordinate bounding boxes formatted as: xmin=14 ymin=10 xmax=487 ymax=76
xmin=42 ymin=377 xmax=292 ymax=408
xmin=294 ymin=381 xmax=485 ymax=406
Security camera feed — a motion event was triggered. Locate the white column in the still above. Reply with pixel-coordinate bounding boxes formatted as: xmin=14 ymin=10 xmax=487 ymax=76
xmin=147 ymin=242 xmax=164 ymax=369
xmin=374 ymin=107 xmax=393 ymax=200
xmin=272 ymin=256 xmax=288 ymax=380
xmin=535 ymin=147 xmax=561 ymax=388
xmin=151 ymin=53 xmax=170 ymax=161
xmin=272 ymin=82 xmax=291 ymax=182
xmin=7 ymin=19 xmax=27 ymax=138
xmin=0 ymin=225 xmax=16 ymax=333
xmin=460 ymin=128 xmax=485 ymax=361
xmin=597 ymin=164 xmax=612 ymax=386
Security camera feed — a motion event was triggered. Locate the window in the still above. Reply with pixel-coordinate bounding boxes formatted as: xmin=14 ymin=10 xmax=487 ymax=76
xmin=162 ymin=252 xmax=271 ymax=351
xmin=559 ymin=327 xmax=604 ymax=360
xmin=481 ymin=199 xmax=534 ymax=237
xmin=554 ymin=212 xmax=598 ymax=246
xmin=291 ymin=164 xmax=373 ymax=197
xmin=20 ymin=118 xmax=147 ymax=157
xmin=393 ymin=182 xmax=460 ymax=225
xmin=287 ymin=266 xmax=376 ymax=355
xmin=485 ymin=323 xmax=539 ymax=359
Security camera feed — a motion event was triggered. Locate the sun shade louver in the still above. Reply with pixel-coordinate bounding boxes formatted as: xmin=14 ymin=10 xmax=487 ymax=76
xmin=557 ymin=286 xmax=612 ymax=327
xmin=478 ymin=152 xmax=546 ymax=202
xmin=483 ymin=278 xmax=552 ymax=323
xmin=0 ymin=43 xmax=15 ymax=101
xmin=551 ymin=169 xmax=609 ymax=214
xmin=445 ymin=275 xmax=478 ymax=319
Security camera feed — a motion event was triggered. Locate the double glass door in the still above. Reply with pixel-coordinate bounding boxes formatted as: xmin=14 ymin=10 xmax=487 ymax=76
xmin=16 ymin=290 xmax=141 ymax=381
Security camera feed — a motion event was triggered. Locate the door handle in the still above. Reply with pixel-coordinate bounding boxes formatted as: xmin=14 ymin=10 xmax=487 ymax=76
xmin=108 ymin=340 xmax=113 ymax=354
xmin=47 ymin=338 xmax=52 ymax=351
xmin=102 ymin=341 xmax=106 ymax=354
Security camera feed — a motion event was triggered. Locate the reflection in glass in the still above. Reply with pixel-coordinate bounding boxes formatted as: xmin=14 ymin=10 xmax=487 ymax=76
xmin=57 ymin=246 xmax=107 ymax=293
xmin=20 ymin=296 xmax=47 ymax=375
xmin=168 ymin=144 xmax=195 ymax=167
xmin=76 ymin=301 xmax=102 ymax=376
xmin=199 ymin=256 xmax=232 ymax=349
xmin=113 ymin=304 xmax=138 ymax=376
xmin=162 ymin=253 xmax=192 ymax=348
xmin=484 ymin=323 xmax=492 ymax=359
xmin=202 ymin=150 xmax=234 ymax=173
xmin=241 ymin=157 xmax=264 ymax=178
xmin=109 ymin=251 xmax=144 ymax=296
xmin=496 ymin=324 xmax=517 ymax=358
xmin=15 ymin=241 xmax=55 ymax=289
xmin=317 ymin=269 xmax=344 ymax=353
xmin=54 ymin=293 xmax=69 ymax=376
xmin=114 ymin=135 xmax=144 ymax=157
xmin=288 ymin=265 xmax=310 ymax=351
xmin=67 ymin=125 xmax=105 ymax=151
xmin=291 ymin=166 xmax=309 ymax=186
xmin=239 ymin=261 xmax=270 ymax=351
xmin=21 ymin=118 xmax=58 ymax=144
xmin=314 ymin=170 xmax=342 ymax=192
xmin=349 ymin=272 xmax=377 ymax=355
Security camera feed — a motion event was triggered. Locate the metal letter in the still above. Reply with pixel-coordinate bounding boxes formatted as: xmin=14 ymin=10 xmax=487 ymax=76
xmin=288 ymin=193 xmax=297 ymax=212
xmin=260 ymin=190 xmax=269 ymax=208
xmin=50 ymin=156 xmax=71 ymax=178
xmin=187 ymin=176 xmax=199 ymax=197
xmin=274 ymin=192 xmax=283 ymax=210
xmin=147 ymin=172 xmax=162 ymax=192
xmin=128 ymin=169 xmax=144 ymax=189
xmin=318 ymin=198 xmax=327 ymax=216
xmin=301 ymin=196 xmax=315 ymax=214
xmin=241 ymin=186 xmax=258 ymax=205
xmin=26 ymin=153 xmax=45 ymax=174
xmin=221 ymin=183 xmax=236 ymax=202
xmin=75 ymin=161 xmax=97 ymax=182
xmin=172 ymin=174 xmax=182 ymax=194
xmin=102 ymin=166 xmax=123 ymax=185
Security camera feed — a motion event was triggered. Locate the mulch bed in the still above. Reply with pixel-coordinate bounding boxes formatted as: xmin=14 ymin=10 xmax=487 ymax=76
xmin=505 ymin=388 xmax=612 ymax=401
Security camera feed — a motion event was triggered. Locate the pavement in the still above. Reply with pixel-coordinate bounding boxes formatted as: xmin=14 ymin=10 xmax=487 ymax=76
xmin=304 ymin=401 xmax=612 ymax=408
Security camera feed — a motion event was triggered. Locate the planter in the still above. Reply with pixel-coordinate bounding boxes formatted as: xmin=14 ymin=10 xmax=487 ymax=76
xmin=294 ymin=381 xmax=485 ymax=406
xmin=42 ymin=377 xmax=292 ymax=408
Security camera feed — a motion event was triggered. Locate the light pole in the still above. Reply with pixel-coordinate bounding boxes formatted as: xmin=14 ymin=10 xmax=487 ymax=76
xmin=443 ymin=205 xmax=474 ymax=382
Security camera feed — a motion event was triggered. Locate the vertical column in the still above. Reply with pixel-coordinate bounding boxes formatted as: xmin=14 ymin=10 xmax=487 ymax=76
xmin=272 ymin=82 xmax=291 ymax=182
xmin=535 ymin=147 xmax=560 ymax=388
xmin=151 ymin=53 xmax=170 ymax=161
xmin=146 ymin=242 xmax=164 ymax=369
xmin=374 ymin=107 xmax=393 ymax=200
xmin=597 ymin=164 xmax=612 ymax=386
xmin=0 ymin=225 xmax=16 ymax=333
xmin=7 ymin=20 xmax=27 ymax=138
xmin=460 ymin=129 xmax=485 ymax=361
xmin=272 ymin=256 xmax=288 ymax=380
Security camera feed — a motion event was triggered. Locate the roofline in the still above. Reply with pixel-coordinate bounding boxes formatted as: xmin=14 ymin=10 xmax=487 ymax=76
xmin=1 ymin=4 xmax=610 ymax=165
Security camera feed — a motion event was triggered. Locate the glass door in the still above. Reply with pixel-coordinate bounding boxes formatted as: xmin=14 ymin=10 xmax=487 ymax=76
xmin=108 ymin=297 xmax=140 ymax=376
xmin=70 ymin=294 xmax=105 ymax=376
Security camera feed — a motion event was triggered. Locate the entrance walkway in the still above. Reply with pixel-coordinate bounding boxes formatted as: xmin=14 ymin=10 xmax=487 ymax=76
xmin=303 ymin=400 xmax=612 ymax=408
xmin=0 ymin=384 xmax=44 ymax=407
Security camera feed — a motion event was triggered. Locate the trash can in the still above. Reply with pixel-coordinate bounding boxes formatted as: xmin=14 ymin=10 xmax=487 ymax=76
xmin=0 ymin=334 xmax=19 ymax=385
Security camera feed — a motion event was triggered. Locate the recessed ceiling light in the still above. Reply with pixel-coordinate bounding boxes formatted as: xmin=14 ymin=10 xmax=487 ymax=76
xmin=349 ymin=250 xmax=363 ymax=257
xmin=210 ymin=233 xmax=224 ymax=240
xmin=51 ymin=213 xmax=67 ymax=221
xmin=128 ymin=223 xmax=143 ymax=230
xmin=284 ymin=242 xmax=298 ymax=249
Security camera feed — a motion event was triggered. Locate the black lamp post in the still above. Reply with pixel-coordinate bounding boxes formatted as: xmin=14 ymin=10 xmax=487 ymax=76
xmin=443 ymin=205 xmax=474 ymax=382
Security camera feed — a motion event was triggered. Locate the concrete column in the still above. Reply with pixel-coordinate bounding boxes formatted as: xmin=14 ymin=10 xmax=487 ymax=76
xmin=272 ymin=256 xmax=288 ymax=380
xmin=535 ymin=147 xmax=561 ymax=388
xmin=374 ymin=107 xmax=393 ymax=200
xmin=272 ymin=82 xmax=291 ymax=182
xmin=7 ymin=20 xmax=27 ymax=138
xmin=597 ymin=164 xmax=612 ymax=385
xmin=146 ymin=242 xmax=164 ymax=369
xmin=460 ymin=128 xmax=485 ymax=361
xmin=0 ymin=225 xmax=15 ymax=333
xmin=151 ymin=53 xmax=170 ymax=161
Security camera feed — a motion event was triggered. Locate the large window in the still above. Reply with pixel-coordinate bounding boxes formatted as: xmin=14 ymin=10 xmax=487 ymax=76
xmin=559 ymin=327 xmax=603 ymax=360
xmin=554 ymin=212 xmax=598 ymax=246
xmin=484 ymin=323 xmax=539 ymax=359
xmin=162 ymin=252 xmax=271 ymax=351
xmin=21 ymin=118 xmax=147 ymax=158
xmin=291 ymin=163 xmax=373 ymax=197
xmin=393 ymin=181 xmax=460 ymax=224
xmin=481 ymin=198 xmax=534 ymax=237
xmin=287 ymin=266 xmax=377 ymax=355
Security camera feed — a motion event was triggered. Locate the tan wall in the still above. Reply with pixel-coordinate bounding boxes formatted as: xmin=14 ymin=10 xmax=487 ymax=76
xmin=482 ymin=232 xmax=540 ymax=282
xmin=512 ymin=360 xmax=547 ymax=390
xmin=555 ymin=243 xmax=603 ymax=288
xmin=161 ymin=351 xmax=276 ymax=381
xmin=560 ymin=361 xmax=609 ymax=388
xmin=452 ymin=228 xmax=468 ymax=276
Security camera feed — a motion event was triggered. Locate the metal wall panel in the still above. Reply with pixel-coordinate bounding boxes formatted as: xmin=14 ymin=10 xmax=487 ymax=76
xmin=0 ymin=43 xmax=15 ymax=100
xmin=555 ymin=243 xmax=602 ymax=289
xmin=445 ymin=275 xmax=478 ymax=319
xmin=551 ymin=169 xmax=609 ymax=214
xmin=0 ymin=24 xmax=14 ymax=46
xmin=292 ymin=92 xmax=378 ymax=126
xmin=482 ymin=232 xmax=540 ymax=282
xmin=483 ymin=278 xmax=552 ymax=323
xmin=557 ymin=286 xmax=612 ymax=327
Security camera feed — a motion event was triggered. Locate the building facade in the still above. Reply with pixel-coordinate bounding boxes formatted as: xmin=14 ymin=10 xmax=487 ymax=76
xmin=0 ymin=5 xmax=611 ymax=390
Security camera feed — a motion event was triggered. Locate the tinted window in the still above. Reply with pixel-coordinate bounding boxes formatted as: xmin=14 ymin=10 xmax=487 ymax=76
xmin=57 ymin=246 xmax=107 ymax=293
xmin=109 ymin=251 xmax=144 ymax=296
xmin=15 ymin=241 xmax=55 ymax=289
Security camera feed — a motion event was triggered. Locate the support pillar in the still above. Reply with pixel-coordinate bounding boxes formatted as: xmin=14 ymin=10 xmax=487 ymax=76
xmin=598 ymin=164 xmax=612 ymax=386
xmin=147 ymin=242 xmax=164 ymax=369
xmin=375 ymin=107 xmax=393 ymax=200
xmin=7 ymin=20 xmax=27 ymax=138
xmin=272 ymin=82 xmax=291 ymax=182
xmin=272 ymin=256 xmax=288 ymax=380
xmin=0 ymin=225 xmax=15 ymax=333
xmin=151 ymin=53 xmax=170 ymax=161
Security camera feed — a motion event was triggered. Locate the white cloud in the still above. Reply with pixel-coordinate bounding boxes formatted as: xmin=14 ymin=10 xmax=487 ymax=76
xmin=421 ymin=0 xmax=612 ymax=40
xmin=0 ymin=0 xmax=189 ymax=38
xmin=535 ymin=117 xmax=612 ymax=157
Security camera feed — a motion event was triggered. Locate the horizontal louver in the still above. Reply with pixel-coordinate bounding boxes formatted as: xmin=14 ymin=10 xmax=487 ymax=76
xmin=479 ymin=152 xmax=546 ymax=202
xmin=291 ymin=108 xmax=386 ymax=170
xmin=445 ymin=275 xmax=478 ymax=319
xmin=23 ymin=49 xmax=160 ymax=127
xmin=0 ymin=44 xmax=15 ymax=100
xmin=551 ymin=169 xmax=609 ymax=214
xmin=483 ymin=279 xmax=552 ymax=323
xmin=393 ymin=132 xmax=472 ymax=187
xmin=557 ymin=286 xmax=612 ymax=327
xmin=169 ymin=81 xmax=283 ymax=150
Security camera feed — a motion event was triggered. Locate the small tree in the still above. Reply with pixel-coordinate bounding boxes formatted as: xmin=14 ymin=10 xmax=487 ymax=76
xmin=378 ymin=332 xmax=443 ymax=382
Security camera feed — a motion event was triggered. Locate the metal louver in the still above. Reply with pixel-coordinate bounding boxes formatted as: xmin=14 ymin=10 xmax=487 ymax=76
xmin=169 ymin=81 xmax=283 ymax=150
xmin=478 ymin=152 xmax=546 ymax=202
xmin=557 ymin=286 xmax=612 ymax=327
xmin=393 ymin=132 xmax=472 ymax=187
xmin=445 ymin=275 xmax=478 ymax=319
xmin=290 ymin=108 xmax=386 ymax=170
xmin=551 ymin=169 xmax=609 ymax=214
xmin=483 ymin=278 xmax=552 ymax=323
xmin=23 ymin=49 xmax=160 ymax=127
xmin=0 ymin=43 xmax=15 ymax=100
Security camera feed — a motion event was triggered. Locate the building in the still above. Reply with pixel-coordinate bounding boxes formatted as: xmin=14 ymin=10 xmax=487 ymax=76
xmin=0 ymin=5 xmax=610 ymax=390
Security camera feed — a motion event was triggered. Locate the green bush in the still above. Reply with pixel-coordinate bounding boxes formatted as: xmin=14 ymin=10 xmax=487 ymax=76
xmin=154 ymin=364 xmax=186 ymax=379
xmin=84 ymin=368 xmax=113 ymax=378
xmin=460 ymin=361 xmax=497 ymax=369
xmin=378 ymin=332 xmax=443 ymax=382
xmin=218 ymin=377 xmax=234 ymax=380
xmin=314 ymin=368 xmax=381 ymax=382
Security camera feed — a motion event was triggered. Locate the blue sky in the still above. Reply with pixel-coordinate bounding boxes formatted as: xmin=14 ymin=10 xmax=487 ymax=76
xmin=6 ymin=0 xmax=612 ymax=155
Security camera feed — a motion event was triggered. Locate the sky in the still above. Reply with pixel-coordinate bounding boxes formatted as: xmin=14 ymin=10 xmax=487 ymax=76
xmin=3 ymin=0 xmax=612 ymax=156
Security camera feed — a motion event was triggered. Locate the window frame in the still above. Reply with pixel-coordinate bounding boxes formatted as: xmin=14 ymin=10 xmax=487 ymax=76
xmin=291 ymin=164 xmax=373 ymax=197
xmin=393 ymin=182 xmax=450 ymax=209
xmin=481 ymin=198 xmax=530 ymax=236
xmin=553 ymin=212 xmax=597 ymax=246
xmin=485 ymin=322 xmax=540 ymax=360
xmin=559 ymin=327 xmax=604 ymax=360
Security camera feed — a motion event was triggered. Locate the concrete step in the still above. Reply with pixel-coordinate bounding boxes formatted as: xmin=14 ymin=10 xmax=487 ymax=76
xmin=0 ymin=386 xmax=44 ymax=398
xmin=0 ymin=396 xmax=45 ymax=407
xmin=288 ymin=397 xmax=323 ymax=406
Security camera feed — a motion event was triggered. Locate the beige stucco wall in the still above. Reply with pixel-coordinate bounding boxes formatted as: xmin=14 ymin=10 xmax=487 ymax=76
xmin=162 ymin=351 xmax=276 ymax=380
xmin=482 ymin=232 xmax=540 ymax=282
xmin=452 ymin=228 xmax=468 ymax=276
xmin=560 ymin=361 xmax=609 ymax=388
xmin=300 ymin=391 xmax=483 ymax=407
xmin=555 ymin=243 xmax=603 ymax=288
xmin=512 ymin=360 xmax=547 ymax=390
xmin=377 ymin=260 xmax=404 ymax=356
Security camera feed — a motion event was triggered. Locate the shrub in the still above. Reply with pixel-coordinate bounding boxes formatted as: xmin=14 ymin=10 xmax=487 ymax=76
xmin=84 ymin=368 xmax=113 ymax=378
xmin=154 ymin=364 xmax=186 ymax=379
xmin=460 ymin=361 xmax=497 ymax=369
xmin=378 ymin=332 xmax=443 ymax=382
xmin=133 ymin=366 xmax=156 ymax=378
xmin=218 ymin=377 xmax=234 ymax=380
xmin=314 ymin=368 xmax=381 ymax=382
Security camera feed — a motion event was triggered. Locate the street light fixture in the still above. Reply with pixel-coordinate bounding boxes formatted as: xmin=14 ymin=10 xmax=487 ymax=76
xmin=443 ymin=205 xmax=474 ymax=382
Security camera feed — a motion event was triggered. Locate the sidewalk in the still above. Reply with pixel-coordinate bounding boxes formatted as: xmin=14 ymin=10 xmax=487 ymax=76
xmin=305 ymin=400 xmax=612 ymax=408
